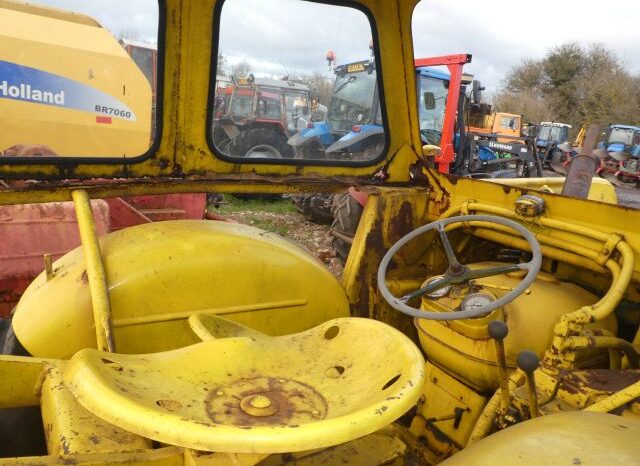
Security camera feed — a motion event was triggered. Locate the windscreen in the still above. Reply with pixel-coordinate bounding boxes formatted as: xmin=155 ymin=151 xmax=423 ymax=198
xmin=418 ymin=75 xmax=448 ymax=146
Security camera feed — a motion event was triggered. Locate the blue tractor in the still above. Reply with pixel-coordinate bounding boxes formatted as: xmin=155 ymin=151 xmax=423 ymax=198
xmin=595 ymin=124 xmax=640 ymax=184
xmin=287 ymin=60 xmax=452 ymax=160
xmin=535 ymin=121 xmax=571 ymax=166
xmin=599 ymin=124 xmax=640 ymax=155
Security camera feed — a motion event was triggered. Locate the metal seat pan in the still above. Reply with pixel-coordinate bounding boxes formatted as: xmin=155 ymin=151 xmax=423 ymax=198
xmin=64 ymin=317 xmax=425 ymax=453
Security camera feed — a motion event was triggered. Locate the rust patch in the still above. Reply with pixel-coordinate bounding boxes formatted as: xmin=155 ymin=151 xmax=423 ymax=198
xmin=389 ymin=201 xmax=414 ymax=243
xmin=352 ymin=204 xmax=385 ymax=318
xmin=561 ymin=369 xmax=640 ymax=396
xmin=205 ymin=377 xmax=327 ymax=427
xmin=580 ymin=369 xmax=640 ymax=393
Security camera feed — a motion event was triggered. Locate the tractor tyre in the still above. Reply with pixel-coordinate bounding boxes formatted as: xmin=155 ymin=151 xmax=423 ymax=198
xmin=291 ymin=194 xmax=333 ymax=225
xmin=229 ymin=127 xmax=293 ymax=159
xmin=330 ymin=193 xmax=364 ymax=262
xmin=0 ymin=319 xmax=47 ymax=458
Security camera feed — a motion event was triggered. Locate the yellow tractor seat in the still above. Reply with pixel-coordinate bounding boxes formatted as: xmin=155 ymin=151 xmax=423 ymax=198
xmin=64 ymin=317 xmax=425 ymax=453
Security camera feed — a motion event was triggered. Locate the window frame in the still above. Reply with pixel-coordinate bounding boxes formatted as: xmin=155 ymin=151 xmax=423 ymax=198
xmin=0 ymin=0 xmax=166 ymax=166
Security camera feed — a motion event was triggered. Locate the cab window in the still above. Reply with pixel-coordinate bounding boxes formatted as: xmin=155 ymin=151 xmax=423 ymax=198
xmin=212 ymin=0 xmax=386 ymax=163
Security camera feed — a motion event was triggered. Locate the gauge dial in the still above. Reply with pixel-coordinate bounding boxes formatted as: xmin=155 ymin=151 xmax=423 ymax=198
xmin=460 ymin=293 xmax=495 ymax=312
xmin=423 ymin=275 xmax=451 ymax=298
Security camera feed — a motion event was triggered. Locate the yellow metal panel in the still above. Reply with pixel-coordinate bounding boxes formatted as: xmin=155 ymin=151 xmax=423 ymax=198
xmin=183 ymin=450 xmax=268 ymax=466
xmin=64 ymin=318 xmax=425 ymax=453
xmin=40 ymin=361 xmax=150 ymax=455
xmin=271 ymin=432 xmax=406 ymax=466
xmin=410 ymin=363 xmax=487 ymax=451
xmin=0 ymin=355 xmax=46 ymax=408
xmin=439 ymin=412 xmax=640 ymax=466
xmin=490 ymin=177 xmax=617 ymax=204
xmin=0 ymin=447 xmax=184 ymax=466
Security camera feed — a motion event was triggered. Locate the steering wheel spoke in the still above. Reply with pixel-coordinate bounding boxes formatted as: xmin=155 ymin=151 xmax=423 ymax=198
xmin=465 ymin=263 xmax=526 ymax=281
xmin=437 ymin=225 xmax=464 ymax=274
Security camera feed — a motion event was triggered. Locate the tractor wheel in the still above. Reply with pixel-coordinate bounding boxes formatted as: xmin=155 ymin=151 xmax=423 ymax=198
xmin=0 ymin=319 xmax=47 ymax=458
xmin=330 ymin=193 xmax=364 ymax=262
xmin=291 ymin=194 xmax=333 ymax=225
xmin=229 ymin=127 xmax=293 ymax=159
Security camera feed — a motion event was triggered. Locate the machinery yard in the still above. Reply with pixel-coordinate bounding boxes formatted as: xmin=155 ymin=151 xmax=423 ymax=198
xmin=2 ymin=0 xmax=640 ymax=465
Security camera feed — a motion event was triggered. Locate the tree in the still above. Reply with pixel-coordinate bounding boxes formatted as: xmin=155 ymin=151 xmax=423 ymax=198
xmin=297 ymin=72 xmax=333 ymax=107
xmin=216 ymin=52 xmax=227 ymax=76
xmin=493 ymin=42 xmax=640 ymax=131
xmin=231 ymin=60 xmax=251 ymax=78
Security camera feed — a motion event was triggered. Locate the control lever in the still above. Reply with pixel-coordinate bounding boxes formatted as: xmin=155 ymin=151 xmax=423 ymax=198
xmin=488 ymin=320 xmax=510 ymax=415
xmin=516 ymin=350 xmax=540 ymax=418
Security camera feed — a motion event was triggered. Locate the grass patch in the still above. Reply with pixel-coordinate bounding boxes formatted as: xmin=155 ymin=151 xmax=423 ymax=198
xmin=214 ymin=195 xmax=296 ymax=215
xmin=245 ymin=217 xmax=290 ymax=235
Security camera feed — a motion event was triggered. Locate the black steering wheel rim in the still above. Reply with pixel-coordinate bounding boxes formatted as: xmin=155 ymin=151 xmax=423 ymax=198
xmin=377 ymin=215 xmax=542 ymax=321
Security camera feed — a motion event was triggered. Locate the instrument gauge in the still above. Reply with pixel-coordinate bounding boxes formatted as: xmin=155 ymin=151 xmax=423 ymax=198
xmin=460 ymin=293 xmax=495 ymax=312
xmin=423 ymin=275 xmax=451 ymax=299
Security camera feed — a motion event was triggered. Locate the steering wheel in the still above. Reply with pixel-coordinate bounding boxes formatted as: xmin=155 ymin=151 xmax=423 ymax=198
xmin=377 ymin=215 xmax=542 ymax=320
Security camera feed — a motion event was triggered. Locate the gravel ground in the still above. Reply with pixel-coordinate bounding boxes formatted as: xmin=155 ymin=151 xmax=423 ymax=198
xmin=214 ymin=196 xmax=344 ymax=278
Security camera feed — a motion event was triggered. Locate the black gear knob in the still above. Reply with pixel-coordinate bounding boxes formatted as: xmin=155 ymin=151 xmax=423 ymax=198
xmin=516 ymin=350 xmax=540 ymax=418
xmin=488 ymin=320 xmax=508 ymax=341
xmin=516 ymin=350 xmax=539 ymax=374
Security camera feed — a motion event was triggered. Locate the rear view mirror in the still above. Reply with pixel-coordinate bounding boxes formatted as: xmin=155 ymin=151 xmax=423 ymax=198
xmin=423 ymin=92 xmax=436 ymax=111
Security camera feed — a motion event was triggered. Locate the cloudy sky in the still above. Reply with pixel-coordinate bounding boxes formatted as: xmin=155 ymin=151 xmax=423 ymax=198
xmin=32 ymin=0 xmax=640 ymax=92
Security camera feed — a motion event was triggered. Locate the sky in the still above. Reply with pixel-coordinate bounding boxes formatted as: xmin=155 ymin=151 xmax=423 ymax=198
xmin=30 ymin=0 xmax=640 ymax=92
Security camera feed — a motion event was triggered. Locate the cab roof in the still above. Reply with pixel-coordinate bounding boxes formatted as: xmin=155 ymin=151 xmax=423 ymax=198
xmin=416 ymin=67 xmax=450 ymax=81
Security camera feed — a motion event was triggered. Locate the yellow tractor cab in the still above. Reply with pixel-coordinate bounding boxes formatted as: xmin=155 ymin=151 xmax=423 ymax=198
xmin=0 ymin=0 xmax=640 ymax=465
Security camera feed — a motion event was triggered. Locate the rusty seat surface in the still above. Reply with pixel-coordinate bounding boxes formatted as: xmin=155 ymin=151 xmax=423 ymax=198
xmin=63 ymin=317 xmax=425 ymax=453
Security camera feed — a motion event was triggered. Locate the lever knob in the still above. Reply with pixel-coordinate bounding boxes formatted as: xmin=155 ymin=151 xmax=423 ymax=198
xmin=516 ymin=350 xmax=540 ymax=418
xmin=516 ymin=350 xmax=539 ymax=374
xmin=488 ymin=320 xmax=508 ymax=341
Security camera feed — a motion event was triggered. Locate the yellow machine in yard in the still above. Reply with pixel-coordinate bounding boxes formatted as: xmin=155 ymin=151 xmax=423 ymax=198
xmin=0 ymin=0 xmax=152 ymax=157
xmin=1 ymin=0 xmax=640 ymax=465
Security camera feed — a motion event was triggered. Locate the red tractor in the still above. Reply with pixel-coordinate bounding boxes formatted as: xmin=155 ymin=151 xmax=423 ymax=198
xmin=213 ymin=75 xmax=314 ymax=158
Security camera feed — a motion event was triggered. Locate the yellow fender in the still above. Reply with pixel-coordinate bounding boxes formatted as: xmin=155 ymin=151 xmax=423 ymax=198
xmin=440 ymin=411 xmax=640 ymax=465
xmin=12 ymin=220 xmax=350 ymax=358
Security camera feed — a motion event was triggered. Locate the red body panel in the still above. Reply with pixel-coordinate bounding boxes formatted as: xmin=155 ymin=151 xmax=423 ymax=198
xmin=0 ymin=201 xmax=110 ymax=316
xmin=0 ymin=194 xmax=207 ymax=316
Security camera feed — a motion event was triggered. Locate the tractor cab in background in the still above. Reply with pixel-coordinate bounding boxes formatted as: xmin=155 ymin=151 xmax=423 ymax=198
xmin=288 ymin=59 xmax=382 ymax=160
xmin=535 ymin=121 xmax=571 ymax=165
xmin=602 ymin=124 xmax=640 ymax=155
xmin=212 ymin=75 xmax=312 ymax=158
xmin=595 ymin=124 xmax=640 ymax=184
